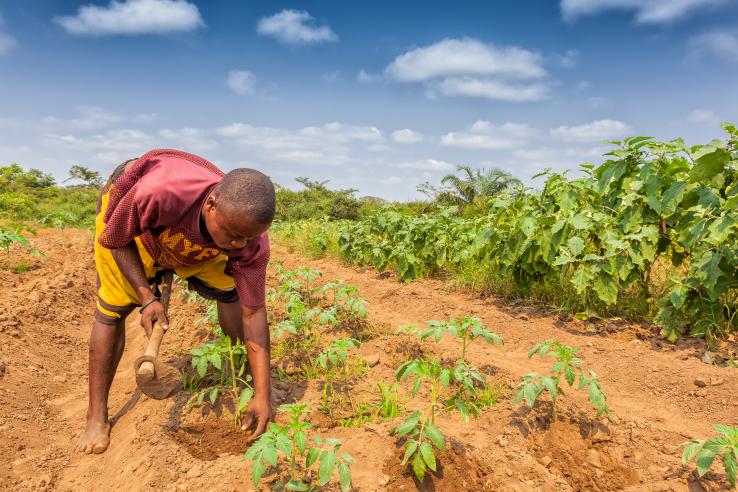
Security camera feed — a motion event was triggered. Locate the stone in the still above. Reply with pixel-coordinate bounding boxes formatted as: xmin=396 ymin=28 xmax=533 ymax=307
xmin=710 ymin=376 xmax=725 ymax=386
xmin=377 ymin=474 xmax=390 ymax=486
xmin=693 ymin=377 xmax=707 ymax=388
xmin=701 ymin=351 xmax=724 ymax=365
xmin=364 ymin=354 xmax=380 ymax=367
xmin=695 ymin=389 xmax=708 ymax=398
xmin=541 ymin=455 xmax=552 ymax=467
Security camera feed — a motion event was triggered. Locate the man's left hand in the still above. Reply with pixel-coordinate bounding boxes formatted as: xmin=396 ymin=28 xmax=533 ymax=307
xmin=241 ymin=395 xmax=273 ymax=441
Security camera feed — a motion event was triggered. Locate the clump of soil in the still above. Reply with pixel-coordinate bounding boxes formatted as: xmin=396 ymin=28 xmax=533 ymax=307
xmin=168 ymin=413 xmax=250 ymax=461
xmin=383 ymin=439 xmax=491 ymax=491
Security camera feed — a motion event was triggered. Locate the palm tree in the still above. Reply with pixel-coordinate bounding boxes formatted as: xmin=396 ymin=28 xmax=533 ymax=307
xmin=439 ymin=165 xmax=521 ymax=205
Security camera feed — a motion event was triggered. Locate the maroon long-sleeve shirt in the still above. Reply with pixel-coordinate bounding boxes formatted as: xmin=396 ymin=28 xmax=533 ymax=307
xmin=99 ymin=148 xmax=268 ymax=309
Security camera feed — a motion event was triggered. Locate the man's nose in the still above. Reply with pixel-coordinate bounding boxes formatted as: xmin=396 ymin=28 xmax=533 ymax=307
xmin=231 ymin=238 xmax=247 ymax=249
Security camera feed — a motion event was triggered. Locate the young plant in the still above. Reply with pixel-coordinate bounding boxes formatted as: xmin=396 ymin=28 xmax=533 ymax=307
xmin=0 ymin=225 xmax=39 ymax=269
xmin=187 ymin=329 xmax=254 ymax=425
xmin=393 ymin=358 xmax=451 ymax=482
xmin=318 ymin=280 xmax=368 ymax=318
xmin=313 ymin=337 xmax=362 ymax=412
xmin=681 ymin=425 xmax=738 ymax=487
xmin=398 ymin=317 xmax=504 ymax=421
xmin=244 ymin=403 xmax=355 ymax=491
xmin=513 ymin=340 xmax=609 ymax=418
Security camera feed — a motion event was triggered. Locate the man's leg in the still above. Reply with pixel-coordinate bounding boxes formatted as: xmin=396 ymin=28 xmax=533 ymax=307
xmin=76 ymin=317 xmax=126 ymax=454
xmin=217 ymin=300 xmax=244 ymax=342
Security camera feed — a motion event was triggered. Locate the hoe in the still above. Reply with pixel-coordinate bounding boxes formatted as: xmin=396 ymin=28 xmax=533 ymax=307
xmin=133 ymin=270 xmax=182 ymax=399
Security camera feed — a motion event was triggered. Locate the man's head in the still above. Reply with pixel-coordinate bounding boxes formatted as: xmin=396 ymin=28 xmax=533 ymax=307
xmin=202 ymin=168 xmax=275 ymax=250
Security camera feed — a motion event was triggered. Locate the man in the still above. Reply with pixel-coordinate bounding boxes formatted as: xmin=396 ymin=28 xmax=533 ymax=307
xmin=77 ymin=148 xmax=275 ymax=454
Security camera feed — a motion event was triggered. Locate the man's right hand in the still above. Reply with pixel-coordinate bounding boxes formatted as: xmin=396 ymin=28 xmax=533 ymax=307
xmin=140 ymin=299 xmax=169 ymax=338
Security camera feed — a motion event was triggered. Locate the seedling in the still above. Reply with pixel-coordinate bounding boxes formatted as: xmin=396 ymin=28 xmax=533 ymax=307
xmin=317 ymin=280 xmax=368 ymax=318
xmin=0 ymin=225 xmax=38 ymax=268
xmin=313 ymin=337 xmax=362 ymax=412
xmin=393 ymin=358 xmax=451 ymax=482
xmin=681 ymin=425 xmax=738 ymax=487
xmin=187 ymin=329 xmax=254 ymax=425
xmin=244 ymin=403 xmax=354 ymax=491
xmin=513 ymin=340 xmax=609 ymax=418
xmin=398 ymin=317 xmax=504 ymax=421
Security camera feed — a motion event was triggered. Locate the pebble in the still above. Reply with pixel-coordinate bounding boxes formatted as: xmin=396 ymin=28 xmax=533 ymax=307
xmin=377 ymin=474 xmax=390 ymax=486
xmin=695 ymin=389 xmax=708 ymax=398
xmin=541 ymin=455 xmax=552 ymax=467
xmin=693 ymin=377 xmax=707 ymax=388
xmin=710 ymin=376 xmax=724 ymax=386
xmin=364 ymin=354 xmax=380 ymax=367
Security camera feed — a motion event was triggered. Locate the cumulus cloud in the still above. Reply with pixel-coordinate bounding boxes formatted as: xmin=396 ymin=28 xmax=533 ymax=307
xmin=159 ymin=127 xmax=219 ymax=151
xmin=550 ymin=119 xmax=632 ymax=142
xmin=226 ymin=70 xmax=256 ymax=96
xmin=257 ymin=9 xmax=337 ymax=45
xmin=357 ymin=69 xmax=381 ymax=84
xmin=41 ymin=129 xmax=154 ymax=152
xmin=688 ymin=29 xmax=738 ymax=62
xmin=560 ymin=0 xmax=728 ymax=24
xmin=392 ymin=129 xmax=424 ymax=144
xmin=441 ymin=121 xmax=535 ymax=149
xmin=41 ymin=106 xmax=125 ymax=131
xmin=384 ymin=38 xmax=550 ymax=102
xmin=54 ymin=0 xmax=204 ymax=36
xmin=397 ymin=159 xmax=455 ymax=172
xmin=556 ymin=49 xmax=579 ymax=68
xmin=687 ymin=109 xmax=719 ymax=124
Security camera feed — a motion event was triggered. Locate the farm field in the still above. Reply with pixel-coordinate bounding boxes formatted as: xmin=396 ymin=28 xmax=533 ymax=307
xmin=1 ymin=228 xmax=737 ymax=491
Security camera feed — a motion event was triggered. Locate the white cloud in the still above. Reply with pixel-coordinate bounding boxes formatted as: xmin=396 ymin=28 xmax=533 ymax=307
xmin=556 ymin=49 xmax=579 ymax=68
xmin=688 ymin=29 xmax=738 ymax=62
xmin=159 ymin=127 xmax=219 ymax=151
xmin=398 ymin=159 xmax=455 ymax=172
xmin=392 ymin=129 xmax=424 ymax=144
xmin=550 ymin=119 xmax=632 ymax=142
xmin=54 ymin=0 xmax=204 ymax=36
xmin=560 ymin=0 xmax=728 ymax=24
xmin=41 ymin=106 xmax=125 ymax=131
xmin=576 ymin=80 xmax=591 ymax=90
xmin=384 ymin=38 xmax=550 ymax=102
xmin=386 ymin=38 xmax=545 ymax=82
xmin=382 ymin=176 xmax=404 ymax=185
xmin=433 ymin=77 xmax=550 ymax=102
xmin=226 ymin=70 xmax=256 ymax=96
xmin=440 ymin=121 xmax=535 ymax=149
xmin=0 ymin=32 xmax=17 ymax=56
xmin=687 ymin=109 xmax=719 ymax=124
xmin=41 ymin=129 xmax=154 ymax=152
xmin=357 ymin=69 xmax=381 ymax=84
xmin=257 ymin=9 xmax=337 ymax=45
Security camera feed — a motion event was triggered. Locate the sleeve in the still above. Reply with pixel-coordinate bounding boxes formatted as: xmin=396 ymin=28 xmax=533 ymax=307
xmin=98 ymin=183 xmax=162 ymax=249
xmin=226 ymin=233 xmax=270 ymax=309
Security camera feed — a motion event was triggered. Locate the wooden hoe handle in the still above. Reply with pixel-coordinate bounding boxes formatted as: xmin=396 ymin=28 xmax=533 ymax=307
xmin=136 ymin=271 xmax=174 ymax=380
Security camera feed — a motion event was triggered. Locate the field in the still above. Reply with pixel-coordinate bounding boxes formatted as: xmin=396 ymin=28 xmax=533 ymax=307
xmin=1 ymin=228 xmax=737 ymax=491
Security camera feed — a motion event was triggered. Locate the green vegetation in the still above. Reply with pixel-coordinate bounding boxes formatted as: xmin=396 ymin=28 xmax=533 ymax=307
xmin=0 ymin=163 xmax=99 ymax=228
xmin=275 ymin=124 xmax=738 ymax=342
xmin=244 ymin=403 xmax=354 ymax=491
xmin=681 ymin=425 xmax=738 ymax=486
xmin=513 ymin=340 xmax=609 ymax=419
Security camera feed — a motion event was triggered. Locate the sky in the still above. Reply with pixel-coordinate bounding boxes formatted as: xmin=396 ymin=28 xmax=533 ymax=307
xmin=0 ymin=0 xmax=737 ymax=200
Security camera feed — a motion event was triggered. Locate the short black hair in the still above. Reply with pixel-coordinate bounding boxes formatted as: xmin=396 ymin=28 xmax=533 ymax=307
xmin=217 ymin=168 xmax=276 ymax=224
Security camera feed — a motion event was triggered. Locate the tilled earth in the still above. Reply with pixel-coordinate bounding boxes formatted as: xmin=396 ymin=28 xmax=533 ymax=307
xmin=1 ymin=228 xmax=737 ymax=491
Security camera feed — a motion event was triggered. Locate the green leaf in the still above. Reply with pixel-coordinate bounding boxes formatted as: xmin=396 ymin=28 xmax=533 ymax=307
xmin=286 ymin=479 xmax=308 ymax=491
xmin=567 ymin=236 xmax=586 ymax=256
xmin=724 ymin=450 xmax=737 ymax=486
xmin=394 ymin=414 xmax=420 ymax=437
xmin=262 ymin=445 xmax=278 ymax=467
xmin=569 ymin=214 xmax=591 ymax=230
xmin=402 ymin=440 xmax=418 ymax=465
xmin=696 ymin=446 xmax=719 ymax=476
xmin=682 ymin=440 xmax=704 ymax=463
xmin=419 ymin=441 xmax=437 ymax=472
xmin=306 ymin=447 xmax=320 ymax=468
xmin=294 ymin=430 xmax=307 ymax=454
xmin=208 ymin=387 xmax=218 ymax=405
xmin=318 ymin=450 xmax=337 ymax=485
xmin=593 ymin=274 xmax=618 ymax=305
xmin=690 ymin=146 xmax=730 ymax=182
xmin=250 ymin=459 xmax=266 ymax=487
xmin=238 ymin=387 xmax=253 ymax=413
xmin=423 ymin=423 xmax=445 ymax=450
xmin=661 ymin=182 xmax=687 ymax=216
xmin=412 ymin=449 xmax=426 ymax=482
xmin=338 ymin=461 xmax=353 ymax=492
xmin=523 ymin=382 xmax=539 ymax=407
xmin=570 ymin=266 xmax=594 ymax=295
xmin=564 ymin=365 xmax=576 ymax=386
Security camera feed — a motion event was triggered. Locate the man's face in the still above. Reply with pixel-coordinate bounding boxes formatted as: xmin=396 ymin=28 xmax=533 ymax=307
xmin=203 ymin=195 xmax=270 ymax=250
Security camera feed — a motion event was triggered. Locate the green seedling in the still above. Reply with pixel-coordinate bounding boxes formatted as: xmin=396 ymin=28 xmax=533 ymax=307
xmin=318 ymin=280 xmax=368 ymax=318
xmin=244 ymin=403 xmax=355 ymax=491
xmin=313 ymin=338 xmax=362 ymax=412
xmin=398 ymin=317 xmax=504 ymax=421
xmin=513 ymin=340 xmax=609 ymax=418
xmin=0 ymin=225 xmax=35 ymax=267
xmin=338 ymin=383 xmax=405 ymax=428
xmin=187 ymin=329 xmax=254 ymax=425
xmin=681 ymin=424 xmax=738 ymax=487
xmin=394 ymin=358 xmax=451 ymax=482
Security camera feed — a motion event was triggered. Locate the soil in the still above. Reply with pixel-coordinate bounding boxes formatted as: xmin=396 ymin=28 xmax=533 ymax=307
xmin=1 ymin=228 xmax=737 ymax=491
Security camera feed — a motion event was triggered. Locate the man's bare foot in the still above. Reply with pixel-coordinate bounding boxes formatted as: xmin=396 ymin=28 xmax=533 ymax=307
xmin=76 ymin=420 xmax=110 ymax=454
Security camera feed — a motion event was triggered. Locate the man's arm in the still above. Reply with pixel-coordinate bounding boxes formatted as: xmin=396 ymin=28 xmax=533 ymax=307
xmin=241 ymin=306 xmax=273 ymax=439
xmin=110 ymin=242 xmax=168 ymax=336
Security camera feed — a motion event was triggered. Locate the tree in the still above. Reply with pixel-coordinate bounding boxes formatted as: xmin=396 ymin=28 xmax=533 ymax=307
xmin=439 ymin=165 xmax=521 ymax=206
xmin=296 ymin=177 xmax=330 ymax=191
xmin=65 ymin=165 xmax=103 ymax=188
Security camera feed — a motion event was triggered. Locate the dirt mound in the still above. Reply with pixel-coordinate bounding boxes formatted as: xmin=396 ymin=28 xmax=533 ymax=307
xmin=383 ymin=439 xmax=492 ymax=491
xmin=169 ymin=412 xmax=250 ymax=461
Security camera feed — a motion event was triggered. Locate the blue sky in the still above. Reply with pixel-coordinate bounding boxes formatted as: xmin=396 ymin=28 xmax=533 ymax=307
xmin=1 ymin=0 xmax=737 ymax=200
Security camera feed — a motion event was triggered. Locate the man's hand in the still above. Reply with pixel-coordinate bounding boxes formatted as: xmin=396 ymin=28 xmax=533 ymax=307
xmin=241 ymin=394 xmax=273 ymax=441
xmin=140 ymin=300 xmax=169 ymax=338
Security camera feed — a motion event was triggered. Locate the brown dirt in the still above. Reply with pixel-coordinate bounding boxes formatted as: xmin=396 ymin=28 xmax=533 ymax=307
xmin=1 ymin=229 xmax=737 ymax=491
